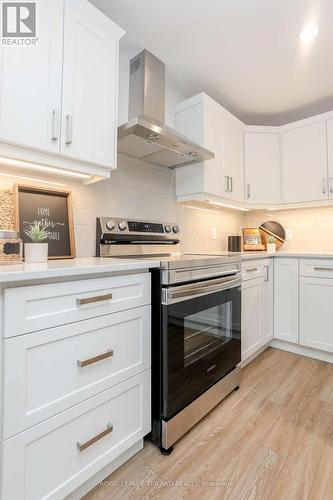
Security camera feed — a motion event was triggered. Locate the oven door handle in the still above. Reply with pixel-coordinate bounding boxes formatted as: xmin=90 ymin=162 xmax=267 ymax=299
xmin=162 ymin=275 xmax=241 ymax=305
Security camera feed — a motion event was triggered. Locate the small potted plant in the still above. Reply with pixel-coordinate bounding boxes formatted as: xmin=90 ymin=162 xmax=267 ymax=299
xmin=266 ymin=235 xmax=276 ymax=254
xmin=24 ymin=222 xmax=49 ymax=263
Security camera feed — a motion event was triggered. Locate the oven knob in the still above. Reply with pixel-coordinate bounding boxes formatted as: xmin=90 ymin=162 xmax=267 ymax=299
xmin=172 ymin=225 xmax=179 ymax=233
xmin=165 ymin=225 xmax=172 ymax=233
xmin=118 ymin=222 xmax=127 ymax=231
xmin=106 ymin=220 xmax=116 ymax=231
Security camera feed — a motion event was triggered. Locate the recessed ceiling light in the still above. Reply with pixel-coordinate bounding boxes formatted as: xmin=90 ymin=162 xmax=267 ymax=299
xmin=299 ymin=24 xmax=319 ymax=43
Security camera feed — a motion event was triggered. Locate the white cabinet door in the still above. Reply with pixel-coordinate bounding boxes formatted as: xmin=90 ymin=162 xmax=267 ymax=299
xmin=3 ymin=306 xmax=151 ymax=438
xmin=300 ymin=277 xmax=333 ymax=352
xmin=223 ymin=117 xmax=244 ymax=203
xmin=61 ymin=0 xmax=121 ymax=167
xmin=263 ymin=260 xmax=274 ymax=343
xmin=326 ymin=119 xmax=333 ymax=198
xmin=175 ymin=93 xmax=244 ymax=202
xmin=1 ymin=371 xmax=150 ymax=500
xmin=0 ymin=0 xmax=63 ymax=152
xmin=274 ymin=259 xmax=298 ymax=343
xmin=281 ymin=121 xmax=328 ymax=203
xmin=242 ymin=277 xmax=263 ymax=362
xmin=244 ymin=133 xmax=281 ymax=204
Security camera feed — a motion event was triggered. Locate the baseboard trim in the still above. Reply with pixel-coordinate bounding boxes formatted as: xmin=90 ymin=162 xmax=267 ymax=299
xmin=241 ymin=342 xmax=272 ymax=367
xmin=270 ymin=339 xmax=333 ymax=364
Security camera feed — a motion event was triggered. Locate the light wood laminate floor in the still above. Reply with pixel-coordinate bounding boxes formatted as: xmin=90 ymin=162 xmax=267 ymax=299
xmin=84 ymin=348 xmax=333 ymax=500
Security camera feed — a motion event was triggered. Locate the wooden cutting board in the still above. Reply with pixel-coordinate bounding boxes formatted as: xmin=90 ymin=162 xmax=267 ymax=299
xmin=259 ymin=221 xmax=286 ymax=249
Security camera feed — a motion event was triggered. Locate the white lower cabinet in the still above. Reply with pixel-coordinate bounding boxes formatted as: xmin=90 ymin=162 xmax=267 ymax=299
xmin=274 ymin=258 xmax=298 ymax=343
xmin=241 ymin=259 xmax=273 ymax=363
xmin=263 ymin=260 xmax=274 ymax=343
xmin=3 ymin=306 xmax=151 ymax=438
xmin=242 ymin=276 xmax=263 ymax=361
xmin=1 ymin=371 xmax=150 ymax=500
xmin=300 ymin=265 xmax=333 ymax=352
xmin=0 ymin=272 xmax=152 ymax=500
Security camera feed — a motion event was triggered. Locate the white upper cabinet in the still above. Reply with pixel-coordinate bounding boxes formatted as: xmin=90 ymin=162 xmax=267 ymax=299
xmin=244 ymin=132 xmax=281 ymax=205
xmin=281 ymin=121 xmax=328 ymax=203
xmin=326 ymin=118 xmax=333 ymax=199
xmin=0 ymin=0 xmax=124 ymax=175
xmin=0 ymin=0 xmax=63 ymax=153
xmin=222 ymin=117 xmax=244 ymax=202
xmin=175 ymin=93 xmax=244 ymax=204
xmin=61 ymin=0 xmax=121 ymax=167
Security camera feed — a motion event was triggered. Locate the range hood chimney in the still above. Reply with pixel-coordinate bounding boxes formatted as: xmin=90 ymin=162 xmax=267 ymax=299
xmin=117 ymin=50 xmax=214 ymax=168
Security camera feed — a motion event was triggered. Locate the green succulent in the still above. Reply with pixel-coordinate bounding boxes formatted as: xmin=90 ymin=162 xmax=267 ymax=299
xmin=267 ymin=235 xmax=276 ymax=244
xmin=24 ymin=222 xmax=48 ymax=243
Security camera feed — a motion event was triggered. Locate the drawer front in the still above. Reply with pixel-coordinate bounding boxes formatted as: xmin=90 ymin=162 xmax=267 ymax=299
xmin=300 ymin=259 xmax=333 ymax=278
xmin=4 ymin=273 xmax=150 ymax=337
xmin=1 ymin=371 xmax=151 ymax=500
xmin=3 ymin=306 xmax=151 ymax=438
xmin=241 ymin=259 xmax=269 ymax=281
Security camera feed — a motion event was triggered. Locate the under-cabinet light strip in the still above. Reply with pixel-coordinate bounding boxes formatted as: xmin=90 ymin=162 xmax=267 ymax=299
xmin=206 ymin=200 xmax=250 ymax=212
xmin=0 ymin=156 xmax=91 ymax=179
xmin=0 ymin=172 xmax=68 ymax=186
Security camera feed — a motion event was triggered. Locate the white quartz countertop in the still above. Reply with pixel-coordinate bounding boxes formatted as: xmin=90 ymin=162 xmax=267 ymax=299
xmin=0 ymin=257 xmax=160 ymax=284
xmin=240 ymin=251 xmax=333 ymax=260
xmin=1 ymin=252 xmax=333 ymax=284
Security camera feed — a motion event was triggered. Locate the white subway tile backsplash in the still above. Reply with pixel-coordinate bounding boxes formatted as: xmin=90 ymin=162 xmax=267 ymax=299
xmin=0 ymin=157 xmax=243 ymax=257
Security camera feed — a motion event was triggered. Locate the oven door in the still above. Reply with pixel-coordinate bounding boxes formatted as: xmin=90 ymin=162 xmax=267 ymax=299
xmin=161 ymin=275 xmax=241 ymax=419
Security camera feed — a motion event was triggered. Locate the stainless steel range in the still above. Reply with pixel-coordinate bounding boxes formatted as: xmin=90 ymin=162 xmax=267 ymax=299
xmin=96 ymin=217 xmax=242 ymax=453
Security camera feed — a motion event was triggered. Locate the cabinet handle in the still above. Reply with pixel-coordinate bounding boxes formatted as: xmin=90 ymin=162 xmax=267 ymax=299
xmin=322 ymin=178 xmax=327 ymax=195
xmin=314 ymin=266 xmax=333 ymax=272
xmin=77 ymin=293 xmax=113 ymax=306
xmin=246 ymin=184 xmax=251 ymax=199
xmin=225 ymin=176 xmax=229 ymax=192
xmin=77 ymin=423 xmax=113 ymax=452
xmin=330 ymin=178 xmax=333 ymax=194
xmin=264 ymin=265 xmax=269 ymax=282
xmin=246 ymin=267 xmax=258 ymax=273
xmin=51 ymin=109 xmax=58 ymax=141
xmin=65 ymin=114 xmax=73 ymax=145
xmin=229 ymin=176 xmax=233 ymax=193
xmin=77 ymin=349 xmax=114 ymax=368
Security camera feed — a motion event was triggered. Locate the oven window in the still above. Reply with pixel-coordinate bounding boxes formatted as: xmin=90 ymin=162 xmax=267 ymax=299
xmin=184 ymin=301 xmax=232 ymax=367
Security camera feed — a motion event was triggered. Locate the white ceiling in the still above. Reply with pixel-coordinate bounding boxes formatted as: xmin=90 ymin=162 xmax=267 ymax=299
xmin=90 ymin=0 xmax=333 ymax=125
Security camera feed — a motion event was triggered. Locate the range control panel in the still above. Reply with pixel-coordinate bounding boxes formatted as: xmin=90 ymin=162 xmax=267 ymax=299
xmin=98 ymin=217 xmax=180 ymax=237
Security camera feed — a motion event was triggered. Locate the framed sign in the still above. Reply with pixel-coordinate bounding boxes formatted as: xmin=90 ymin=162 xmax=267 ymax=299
xmin=14 ymin=184 xmax=75 ymax=259
xmin=242 ymin=227 xmax=265 ymax=251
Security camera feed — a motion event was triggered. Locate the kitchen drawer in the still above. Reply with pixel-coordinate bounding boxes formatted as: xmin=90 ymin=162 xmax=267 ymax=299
xmin=3 ymin=306 xmax=151 ymax=438
xmin=3 ymin=273 xmax=150 ymax=337
xmin=241 ymin=259 xmax=269 ymax=281
xmin=1 ymin=370 xmax=151 ymax=500
xmin=300 ymin=259 xmax=333 ymax=278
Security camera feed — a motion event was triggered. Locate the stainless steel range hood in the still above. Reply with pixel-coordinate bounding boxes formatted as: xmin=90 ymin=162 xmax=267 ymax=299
xmin=117 ymin=50 xmax=214 ymax=168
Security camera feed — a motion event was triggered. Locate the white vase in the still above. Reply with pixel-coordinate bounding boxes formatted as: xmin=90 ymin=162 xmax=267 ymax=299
xmin=266 ymin=243 xmax=276 ymax=254
xmin=24 ymin=243 xmax=48 ymax=263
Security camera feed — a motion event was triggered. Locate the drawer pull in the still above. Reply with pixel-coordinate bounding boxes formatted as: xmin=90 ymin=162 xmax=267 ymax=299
xmin=246 ymin=267 xmax=258 ymax=273
xmin=77 ymin=423 xmax=113 ymax=452
xmin=77 ymin=293 xmax=113 ymax=306
xmin=314 ymin=267 xmax=333 ymax=272
xmin=77 ymin=349 xmax=113 ymax=368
